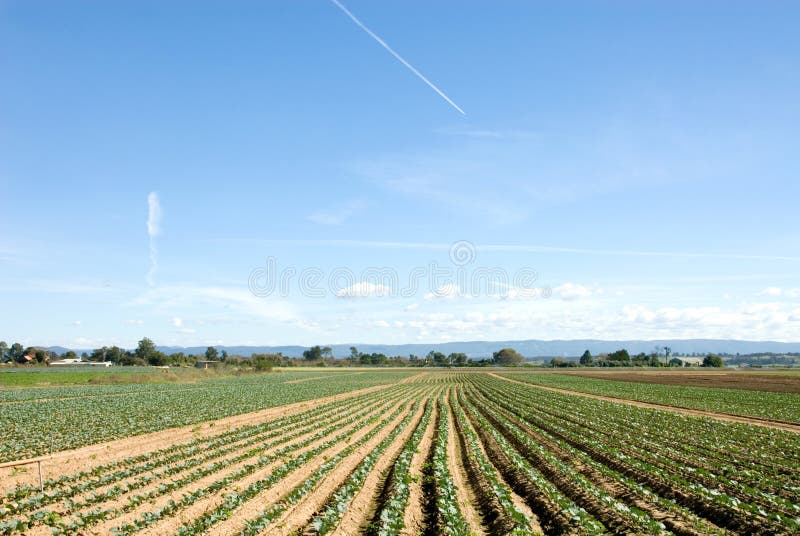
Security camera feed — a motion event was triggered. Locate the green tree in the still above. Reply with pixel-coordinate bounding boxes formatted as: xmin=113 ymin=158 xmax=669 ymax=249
xmin=448 ymin=352 xmax=468 ymax=366
xmin=493 ymin=348 xmax=524 ymax=366
xmin=9 ymin=342 xmax=24 ymax=362
xmin=0 ymin=341 xmax=8 ymax=362
xmin=105 ymin=346 xmax=124 ymax=364
xmin=321 ymin=346 xmax=333 ymax=359
xmin=220 ymin=350 xmax=228 ymax=361
xmin=426 ymin=350 xmax=446 ymax=366
xmin=303 ymin=345 xmax=323 ymax=361
xmin=579 ymin=350 xmax=593 ymax=366
xmin=703 ymin=354 xmax=724 ymax=368
xmin=135 ymin=338 xmax=157 ymax=364
xmin=349 ymin=346 xmax=360 ymax=366
xmin=147 ymin=351 xmax=167 ymax=366
xmin=607 ymin=349 xmax=630 ymax=364
xmin=89 ymin=347 xmax=107 ymax=362
xmin=62 ymin=350 xmax=78 ymax=360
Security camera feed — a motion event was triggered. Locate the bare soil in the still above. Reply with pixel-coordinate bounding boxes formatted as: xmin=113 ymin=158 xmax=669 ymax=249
xmin=562 ymin=369 xmax=800 ymax=393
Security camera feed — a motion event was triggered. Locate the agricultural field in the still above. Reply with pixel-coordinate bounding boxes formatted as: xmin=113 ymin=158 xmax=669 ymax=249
xmin=0 ymin=370 xmax=412 ymax=462
xmin=498 ymin=370 xmax=800 ymax=424
xmin=1 ymin=371 xmax=799 ymax=535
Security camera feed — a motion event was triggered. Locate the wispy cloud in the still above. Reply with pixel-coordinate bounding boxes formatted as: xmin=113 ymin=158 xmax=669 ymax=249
xmin=329 ymin=0 xmax=465 ymax=115
xmin=204 ymin=237 xmax=800 ymax=262
xmin=307 ymin=199 xmax=367 ymax=226
xmin=147 ymin=192 xmax=161 ymax=287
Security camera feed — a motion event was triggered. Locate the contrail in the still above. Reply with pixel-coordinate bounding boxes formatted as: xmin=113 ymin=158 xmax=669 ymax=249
xmin=147 ymin=192 xmax=162 ymax=286
xmin=330 ymin=0 xmax=465 ymax=115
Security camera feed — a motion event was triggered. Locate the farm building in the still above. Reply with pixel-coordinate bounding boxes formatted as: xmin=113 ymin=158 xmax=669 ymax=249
xmin=194 ymin=360 xmax=221 ymax=369
xmin=50 ymin=359 xmax=112 ymax=367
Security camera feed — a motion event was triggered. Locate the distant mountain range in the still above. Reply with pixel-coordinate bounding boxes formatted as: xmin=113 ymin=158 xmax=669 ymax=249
xmin=49 ymin=339 xmax=800 ymax=359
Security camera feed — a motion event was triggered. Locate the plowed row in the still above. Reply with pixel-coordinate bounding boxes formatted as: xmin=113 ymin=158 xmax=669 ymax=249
xmin=1 ymin=372 xmax=798 ymax=535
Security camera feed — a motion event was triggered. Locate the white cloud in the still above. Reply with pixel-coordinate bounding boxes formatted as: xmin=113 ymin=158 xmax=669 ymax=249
xmin=758 ymin=287 xmax=783 ymax=296
xmin=71 ymin=320 xmax=82 ymax=327
xmin=424 ymin=283 xmax=462 ymax=300
xmin=371 ymin=320 xmax=390 ymax=328
xmin=757 ymin=287 xmax=800 ymax=299
xmin=336 ymin=282 xmax=391 ymax=298
xmin=147 ymin=192 xmax=162 ymax=286
xmin=172 ymin=317 xmax=184 ymax=328
xmin=125 ymin=319 xmax=144 ymax=326
xmin=554 ymin=282 xmax=594 ymax=301
xmin=404 ymin=303 xmax=419 ymax=311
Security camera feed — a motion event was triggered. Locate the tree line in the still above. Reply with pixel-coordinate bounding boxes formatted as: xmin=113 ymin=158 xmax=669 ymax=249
xmin=552 ymin=348 xmax=724 ymax=368
xmin=0 ymin=340 xmax=528 ymax=368
xmin=0 ymin=340 xmax=726 ymax=369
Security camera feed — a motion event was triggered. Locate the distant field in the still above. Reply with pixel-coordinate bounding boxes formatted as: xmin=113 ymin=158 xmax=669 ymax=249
xmin=0 ymin=370 xmax=413 ymax=462
xmin=0 ymin=371 xmax=798 ymax=535
xmin=499 ymin=370 xmax=800 ymax=423
xmin=0 ymin=366 xmax=174 ymax=387
xmin=562 ymin=368 xmax=800 ymax=392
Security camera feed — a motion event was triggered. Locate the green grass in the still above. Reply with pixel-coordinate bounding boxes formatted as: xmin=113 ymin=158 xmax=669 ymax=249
xmin=0 ymin=367 xmax=169 ymax=387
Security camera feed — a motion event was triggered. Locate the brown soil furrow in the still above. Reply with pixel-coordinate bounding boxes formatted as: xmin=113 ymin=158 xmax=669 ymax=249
xmin=487 ymin=372 xmax=800 ymax=433
xmin=399 ymin=394 xmax=438 ymax=536
xmin=326 ymin=396 xmax=432 ymax=536
xmin=203 ymin=397 xmax=415 ymax=536
xmin=129 ymin=396 xmax=404 ymax=536
xmin=444 ymin=390 xmax=486 ymax=535
xmin=0 ymin=383 xmax=394 ymax=492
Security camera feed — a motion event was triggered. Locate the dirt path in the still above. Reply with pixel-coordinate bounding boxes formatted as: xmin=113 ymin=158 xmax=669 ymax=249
xmin=488 ymin=373 xmax=800 ymax=433
xmin=0 ymin=383 xmax=395 ymax=492
xmin=444 ymin=391 xmax=486 ymax=535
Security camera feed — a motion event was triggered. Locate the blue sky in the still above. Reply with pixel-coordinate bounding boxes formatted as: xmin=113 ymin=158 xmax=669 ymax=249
xmin=2 ymin=0 xmax=799 ymax=349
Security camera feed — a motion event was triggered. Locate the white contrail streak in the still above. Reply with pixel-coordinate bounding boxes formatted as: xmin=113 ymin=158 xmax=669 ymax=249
xmin=330 ymin=0 xmax=465 ymax=115
xmin=147 ymin=192 xmax=162 ymax=287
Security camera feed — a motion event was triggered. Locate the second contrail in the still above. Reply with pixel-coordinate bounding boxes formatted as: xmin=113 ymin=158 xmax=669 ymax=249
xmin=330 ymin=0 xmax=466 ymax=115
